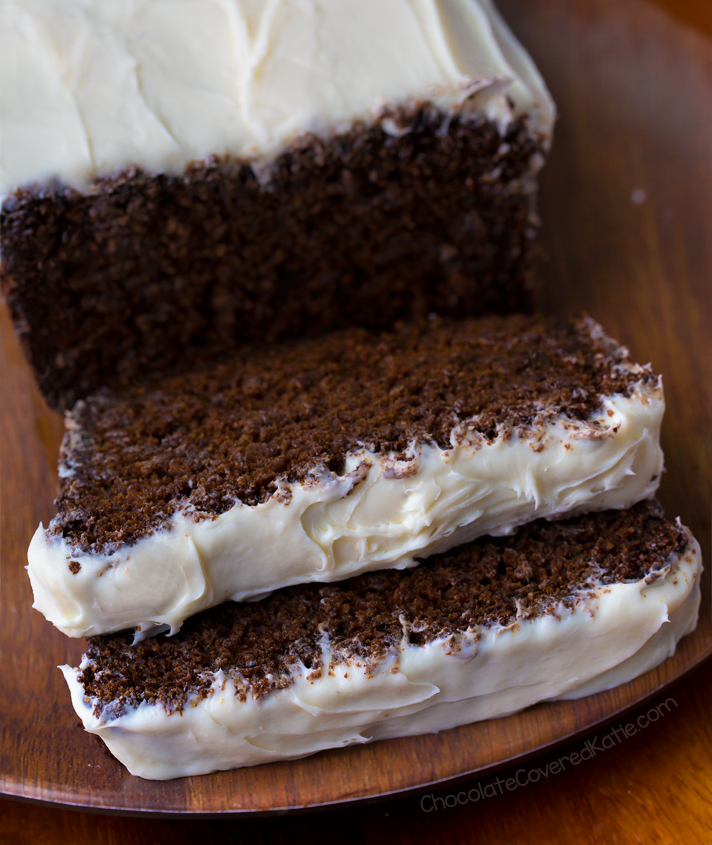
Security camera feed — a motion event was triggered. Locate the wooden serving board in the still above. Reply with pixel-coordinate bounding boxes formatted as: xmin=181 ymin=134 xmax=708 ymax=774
xmin=1 ymin=0 xmax=710 ymax=818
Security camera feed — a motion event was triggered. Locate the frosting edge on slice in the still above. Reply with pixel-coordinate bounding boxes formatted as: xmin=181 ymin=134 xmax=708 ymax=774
xmin=60 ymin=526 xmax=701 ymax=780
xmin=31 ymin=384 xmax=664 ymax=638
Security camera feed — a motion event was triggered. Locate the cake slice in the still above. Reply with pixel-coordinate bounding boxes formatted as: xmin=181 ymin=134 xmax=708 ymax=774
xmin=61 ymin=501 xmax=701 ymax=780
xmin=30 ymin=314 xmax=665 ymax=637
xmin=0 ymin=0 xmax=554 ymax=408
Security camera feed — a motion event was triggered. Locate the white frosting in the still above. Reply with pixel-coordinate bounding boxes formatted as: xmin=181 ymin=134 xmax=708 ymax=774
xmin=61 ymin=530 xmax=701 ymax=780
xmin=29 ymin=383 xmax=665 ymax=638
xmin=0 ymin=0 xmax=554 ymax=197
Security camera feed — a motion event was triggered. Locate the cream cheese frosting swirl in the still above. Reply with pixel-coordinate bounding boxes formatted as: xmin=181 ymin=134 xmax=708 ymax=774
xmin=0 ymin=0 xmax=554 ymax=197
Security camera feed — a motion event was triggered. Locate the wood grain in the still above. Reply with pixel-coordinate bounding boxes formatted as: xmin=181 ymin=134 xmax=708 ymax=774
xmin=1 ymin=0 xmax=711 ymax=838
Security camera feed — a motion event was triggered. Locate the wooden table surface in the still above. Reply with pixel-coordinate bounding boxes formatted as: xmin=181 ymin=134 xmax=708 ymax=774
xmin=2 ymin=0 xmax=711 ymax=841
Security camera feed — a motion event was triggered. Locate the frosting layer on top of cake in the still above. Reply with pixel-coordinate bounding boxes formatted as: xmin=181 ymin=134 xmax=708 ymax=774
xmin=28 ymin=316 xmax=665 ymax=637
xmin=61 ymin=504 xmax=702 ymax=779
xmin=0 ymin=0 xmax=554 ymax=196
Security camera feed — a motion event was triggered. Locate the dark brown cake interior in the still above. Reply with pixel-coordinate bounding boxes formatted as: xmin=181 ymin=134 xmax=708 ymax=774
xmin=1 ymin=109 xmax=541 ymax=409
xmin=53 ymin=314 xmax=654 ymax=554
xmin=79 ymin=501 xmax=687 ymax=717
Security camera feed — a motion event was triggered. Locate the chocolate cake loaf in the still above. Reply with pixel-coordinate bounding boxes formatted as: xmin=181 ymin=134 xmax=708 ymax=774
xmin=0 ymin=0 xmax=554 ymax=409
xmin=2 ymin=0 xmax=703 ymax=792
xmin=29 ymin=314 xmax=665 ymax=638
xmin=62 ymin=501 xmax=702 ymax=779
